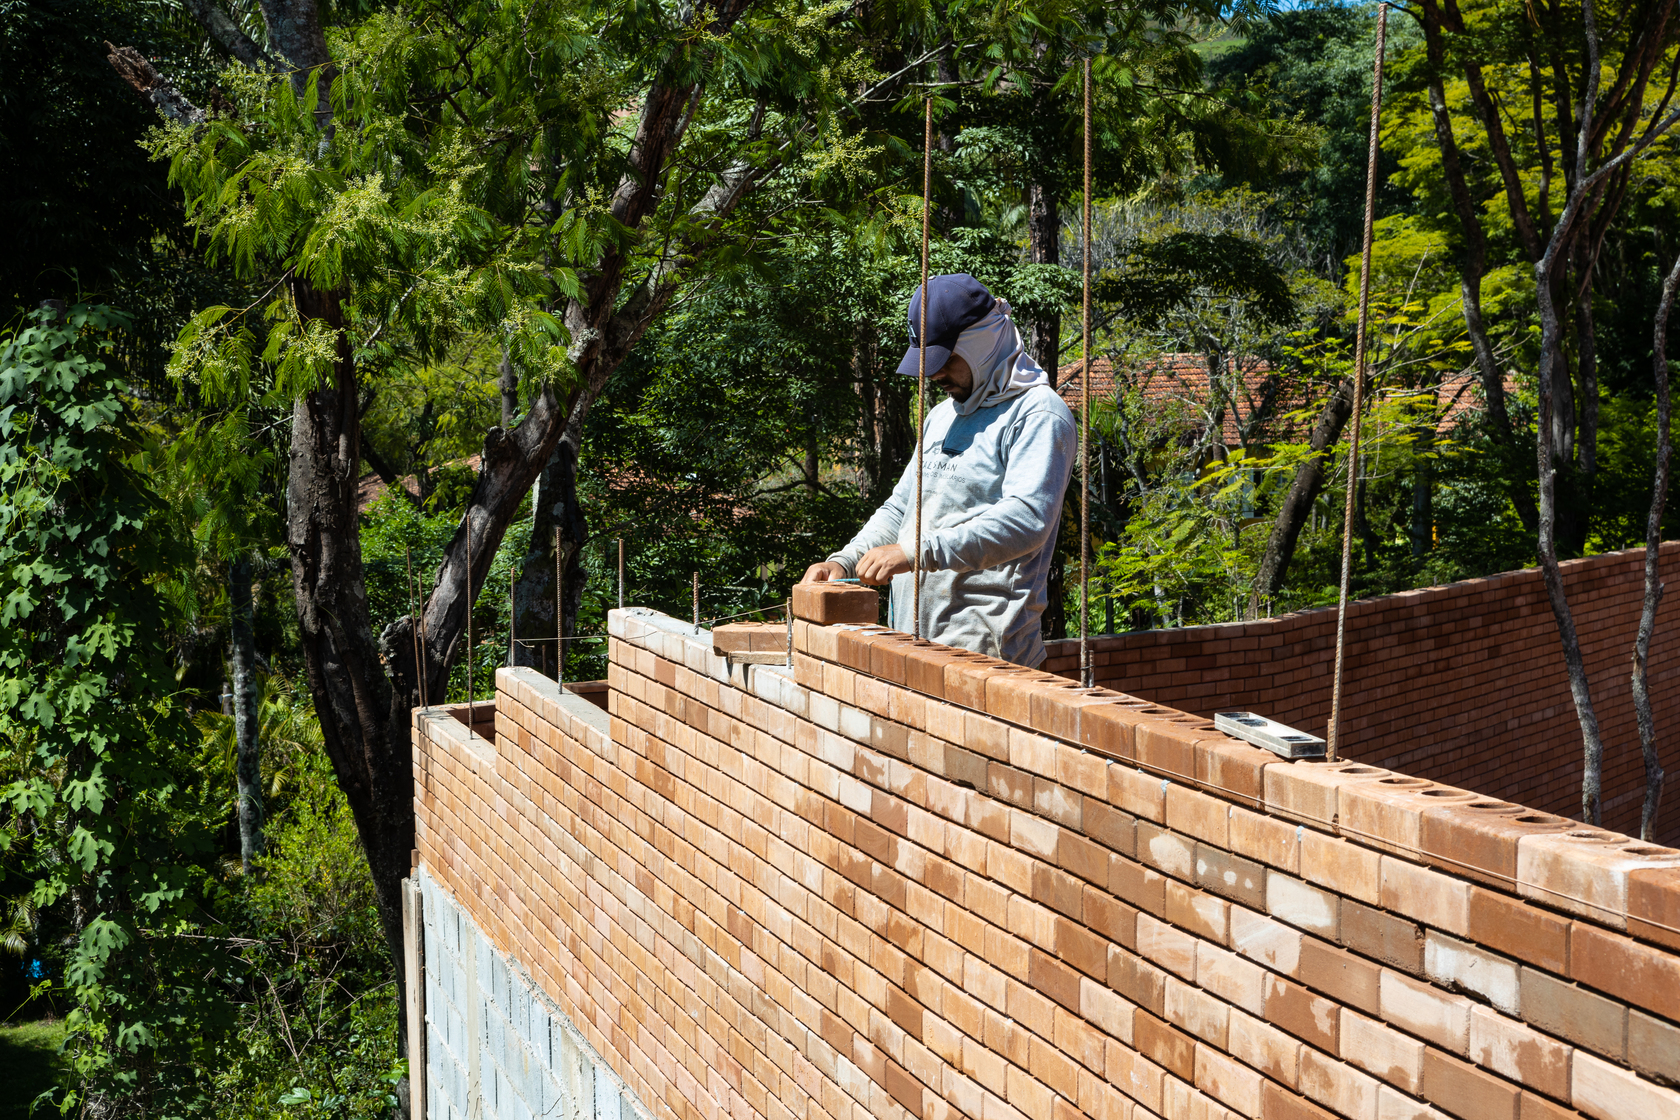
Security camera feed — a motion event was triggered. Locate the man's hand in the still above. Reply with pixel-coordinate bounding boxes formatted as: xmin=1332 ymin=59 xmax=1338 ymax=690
xmin=855 ymin=544 xmax=912 ymax=585
xmin=801 ymin=560 xmax=847 ymax=583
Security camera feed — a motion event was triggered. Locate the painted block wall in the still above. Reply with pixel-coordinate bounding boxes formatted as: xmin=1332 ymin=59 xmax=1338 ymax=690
xmin=412 ymin=606 xmax=1680 ymax=1120
xmin=1044 ymin=543 xmax=1680 ymax=843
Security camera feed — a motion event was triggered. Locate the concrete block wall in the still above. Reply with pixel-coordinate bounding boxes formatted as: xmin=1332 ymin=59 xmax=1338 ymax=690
xmin=1043 ymin=543 xmax=1680 ymax=843
xmin=412 ymin=606 xmax=1680 ymax=1120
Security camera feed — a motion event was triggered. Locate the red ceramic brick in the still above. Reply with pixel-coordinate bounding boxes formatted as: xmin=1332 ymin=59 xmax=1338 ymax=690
xmin=1468 ymin=888 xmax=1570 ymax=974
xmin=1263 ymin=973 xmax=1340 ymax=1052
xmin=1341 ymin=899 xmax=1423 ymax=974
xmin=1259 ymin=1081 xmax=1338 ymax=1120
xmin=1422 ymin=1048 xmax=1518 ymax=1120
xmin=712 ymin=621 xmax=785 ymax=654
xmin=792 ymin=580 xmax=879 ymax=625
xmin=1381 ymin=856 xmax=1472 ymax=937
xmin=1301 ymin=831 xmax=1381 ymax=907
xmin=902 ymin=640 xmax=969 ymax=698
xmin=1570 ymin=921 xmax=1680 ymax=1023
xmin=1079 ymin=699 xmax=1155 ymax=760
xmin=1516 ymin=1091 xmax=1578 ymax=1120
xmin=1519 ymin=965 xmax=1627 ymax=1061
xmin=1230 ymin=805 xmax=1301 ymax=874
xmin=1629 ymin=865 xmax=1680 ymax=952
xmin=1340 ymin=1009 xmax=1425 ymax=1093
xmin=868 ymin=634 xmax=916 ymax=684
xmin=1469 ymin=1005 xmax=1570 ymax=1101
xmin=1133 ymin=1010 xmax=1196 ymax=1081
xmin=1419 ymin=800 xmax=1574 ymax=889
xmin=1228 ymin=1008 xmax=1302 ymax=1088
xmin=944 ymin=655 xmax=1013 ymax=711
xmin=1196 ymin=737 xmax=1276 ymax=807
xmin=985 ymin=667 xmax=1060 ymax=726
xmin=1299 ymin=939 xmax=1380 ymax=1016
xmin=1517 ymin=829 xmax=1680 ymax=929
xmin=1298 ymin=1047 xmax=1380 ymax=1120
xmin=1135 ymin=720 xmax=1201 ymax=782
xmin=1030 ymin=683 xmax=1108 ymax=744
xmin=1381 ymin=970 xmax=1472 ymax=1054
xmin=1340 ymin=774 xmax=1480 ymax=857
xmin=1165 ymin=784 xmax=1230 ymax=847
xmin=1573 ymin=1049 xmax=1680 ymax=1120
xmin=1264 ymin=761 xmax=1387 ymax=833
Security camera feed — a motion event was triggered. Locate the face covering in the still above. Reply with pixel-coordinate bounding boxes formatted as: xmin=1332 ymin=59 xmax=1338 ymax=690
xmin=948 ymin=298 xmax=1048 ymax=416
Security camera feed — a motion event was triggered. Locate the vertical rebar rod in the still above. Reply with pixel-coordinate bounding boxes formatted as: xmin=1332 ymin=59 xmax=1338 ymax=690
xmin=564 ymin=527 xmax=571 ymax=685
xmin=914 ymin=97 xmax=931 ymax=641
xmin=785 ymin=598 xmax=794 ymax=668
xmin=617 ymin=538 xmax=625 ymax=611
xmin=509 ymin=565 xmax=516 ymax=666
xmin=1080 ymin=58 xmax=1093 ymax=689
xmin=692 ymin=571 xmax=699 ymax=628
xmin=406 ymin=545 xmax=425 ymax=710
xmin=466 ymin=524 xmax=474 ymax=719
xmin=1329 ymin=2 xmax=1389 ymax=762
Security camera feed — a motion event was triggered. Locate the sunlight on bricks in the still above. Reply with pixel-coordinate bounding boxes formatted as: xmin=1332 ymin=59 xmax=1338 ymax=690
xmin=402 ymin=603 xmax=1680 ymax=1120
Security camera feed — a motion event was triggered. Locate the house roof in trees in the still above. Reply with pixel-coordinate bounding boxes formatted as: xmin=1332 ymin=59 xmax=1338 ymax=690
xmin=1055 ymin=353 xmax=1285 ymax=446
xmin=1055 ymin=354 xmax=1514 ymax=446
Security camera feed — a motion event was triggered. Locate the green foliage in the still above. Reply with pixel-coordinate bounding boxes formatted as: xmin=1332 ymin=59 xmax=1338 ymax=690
xmin=0 ymin=305 xmax=228 ymax=1113
xmin=202 ymin=736 xmax=402 ymax=1120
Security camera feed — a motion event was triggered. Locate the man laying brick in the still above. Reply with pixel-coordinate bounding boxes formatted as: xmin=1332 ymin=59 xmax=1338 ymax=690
xmin=801 ymin=273 xmax=1076 ymax=668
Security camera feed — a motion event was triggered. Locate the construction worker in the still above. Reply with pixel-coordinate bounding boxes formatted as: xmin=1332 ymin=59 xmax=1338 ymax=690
xmin=801 ymin=274 xmax=1077 ymax=668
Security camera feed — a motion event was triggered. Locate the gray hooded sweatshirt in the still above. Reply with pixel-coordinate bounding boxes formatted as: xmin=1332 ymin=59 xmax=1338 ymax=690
xmin=826 ymin=300 xmax=1077 ymax=667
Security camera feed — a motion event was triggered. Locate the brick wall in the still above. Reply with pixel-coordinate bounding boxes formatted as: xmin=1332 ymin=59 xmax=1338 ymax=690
xmin=412 ymin=605 xmax=1680 ymax=1120
xmin=414 ymin=862 xmax=643 ymax=1120
xmin=1044 ymin=544 xmax=1680 ymax=843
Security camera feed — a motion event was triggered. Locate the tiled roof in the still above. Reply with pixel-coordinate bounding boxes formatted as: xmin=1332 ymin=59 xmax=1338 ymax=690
xmin=1054 ymin=354 xmax=1288 ymax=445
xmin=1055 ymin=354 xmax=1515 ymax=445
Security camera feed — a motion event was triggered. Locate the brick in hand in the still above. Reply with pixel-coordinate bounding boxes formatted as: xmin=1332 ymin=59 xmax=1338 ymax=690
xmin=791 ymin=580 xmax=880 ymax=625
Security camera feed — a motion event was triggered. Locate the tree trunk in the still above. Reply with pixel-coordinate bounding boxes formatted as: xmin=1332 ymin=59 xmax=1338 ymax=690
xmin=1419 ymin=8 xmax=1539 ymax=531
xmin=282 ymin=281 xmax=417 ymax=1064
xmin=1555 ymin=282 xmax=1598 ymax=555
xmin=1633 ymin=251 xmax=1680 ymax=839
xmin=230 ymin=553 xmax=265 ymax=874
xmin=499 ymin=348 xmax=519 ymax=430
xmin=1027 ymin=183 xmax=1061 ymax=383
xmin=514 ymin=402 xmax=589 ymax=679
xmin=1256 ymin=378 xmax=1356 ymax=595
xmin=1535 ymin=255 xmax=1605 ymax=825
xmin=1410 ymin=421 xmax=1435 ymax=564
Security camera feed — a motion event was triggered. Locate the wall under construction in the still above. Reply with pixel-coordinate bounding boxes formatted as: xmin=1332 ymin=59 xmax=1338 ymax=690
xmin=409 ymin=601 xmax=1680 ymax=1120
xmin=1044 ymin=543 xmax=1680 ymax=844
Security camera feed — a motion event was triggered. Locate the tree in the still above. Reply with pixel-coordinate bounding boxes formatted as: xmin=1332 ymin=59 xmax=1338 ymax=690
xmin=0 ymin=304 xmax=227 ymax=1111
xmin=116 ymin=0 xmax=930 ymax=1043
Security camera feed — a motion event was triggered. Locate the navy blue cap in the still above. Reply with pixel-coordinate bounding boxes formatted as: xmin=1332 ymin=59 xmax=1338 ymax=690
xmin=896 ymin=274 xmax=996 ymax=377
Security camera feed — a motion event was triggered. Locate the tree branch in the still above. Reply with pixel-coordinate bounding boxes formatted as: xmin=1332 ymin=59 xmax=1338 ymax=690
xmin=179 ymin=0 xmax=277 ymax=71
xmin=104 ymin=43 xmax=206 ymax=126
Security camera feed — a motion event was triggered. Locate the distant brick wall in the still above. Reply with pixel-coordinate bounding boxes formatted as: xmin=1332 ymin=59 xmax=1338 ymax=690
xmin=413 ymin=606 xmax=1680 ymax=1120
xmin=1044 ymin=544 xmax=1680 ymax=843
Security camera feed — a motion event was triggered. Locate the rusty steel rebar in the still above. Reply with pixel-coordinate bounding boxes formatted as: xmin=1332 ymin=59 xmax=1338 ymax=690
xmin=406 ymin=545 xmax=426 ymax=710
xmin=564 ymin=530 xmax=571 ymax=688
xmin=466 ymin=524 xmax=474 ymax=718
xmin=1329 ymin=2 xmax=1389 ymax=762
xmin=1080 ymin=58 xmax=1093 ymax=689
xmin=618 ymin=538 xmax=625 ymax=611
xmin=915 ymin=97 xmax=931 ymax=641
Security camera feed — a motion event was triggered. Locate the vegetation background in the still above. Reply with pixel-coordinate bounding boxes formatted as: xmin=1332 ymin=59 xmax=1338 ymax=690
xmin=2 ymin=0 xmax=1676 ymax=1113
